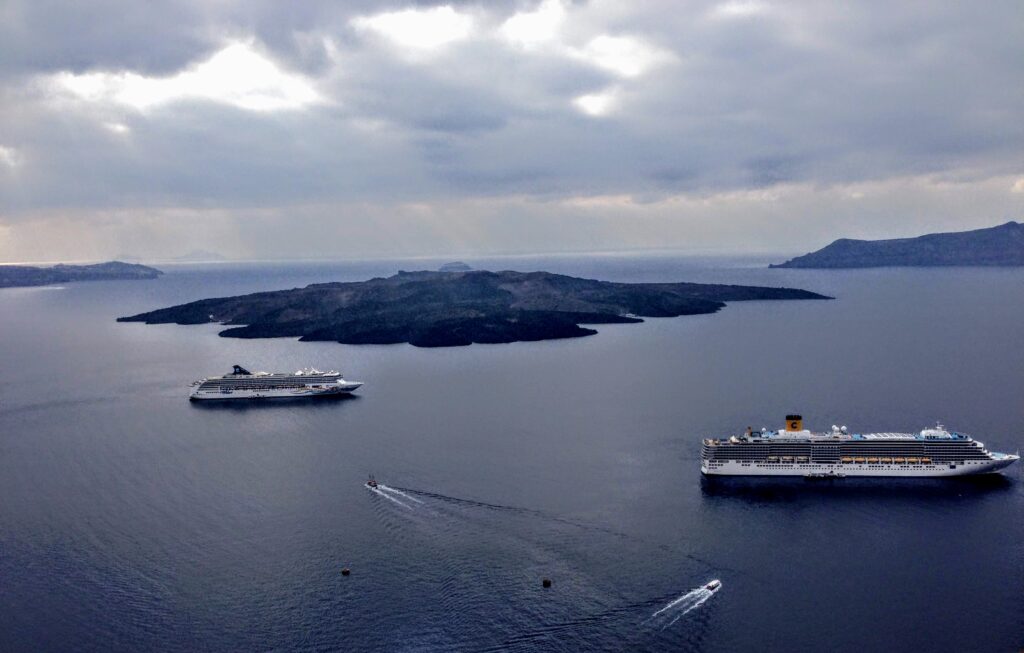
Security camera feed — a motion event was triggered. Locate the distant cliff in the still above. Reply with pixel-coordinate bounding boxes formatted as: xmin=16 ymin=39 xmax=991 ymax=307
xmin=771 ymin=221 xmax=1024 ymax=268
xmin=119 ymin=269 xmax=829 ymax=347
xmin=0 ymin=261 xmax=163 ymax=288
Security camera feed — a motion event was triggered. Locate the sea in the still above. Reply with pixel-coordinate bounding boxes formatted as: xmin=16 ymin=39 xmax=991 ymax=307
xmin=1 ymin=255 xmax=1022 ymax=652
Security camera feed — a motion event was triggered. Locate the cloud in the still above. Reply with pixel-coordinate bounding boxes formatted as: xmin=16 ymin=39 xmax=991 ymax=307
xmin=103 ymin=122 xmax=130 ymax=134
xmin=0 ymin=145 xmax=21 ymax=168
xmin=4 ymin=173 xmax=1021 ymax=263
xmin=48 ymin=42 xmax=321 ymax=112
xmin=709 ymin=1 xmax=770 ymax=20
xmin=0 ymin=1 xmax=1022 ymax=261
xmin=499 ymin=0 xmax=566 ymax=49
xmin=573 ymin=88 xmax=619 ymax=117
xmin=569 ymin=34 xmax=676 ymax=78
xmin=351 ymin=6 xmax=475 ymax=53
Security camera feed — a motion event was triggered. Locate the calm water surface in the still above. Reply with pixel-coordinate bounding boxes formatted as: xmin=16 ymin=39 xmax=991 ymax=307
xmin=1 ymin=256 xmax=1022 ymax=652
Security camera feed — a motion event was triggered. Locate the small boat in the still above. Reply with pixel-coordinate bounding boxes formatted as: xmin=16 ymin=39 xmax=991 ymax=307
xmin=704 ymin=579 xmax=722 ymax=591
xmin=366 ymin=475 xmax=379 ymax=489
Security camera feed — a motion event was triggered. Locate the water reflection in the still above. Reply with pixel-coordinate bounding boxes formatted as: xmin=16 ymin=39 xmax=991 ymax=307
xmin=700 ymin=473 xmax=1014 ymax=502
xmin=188 ymin=394 xmax=361 ymax=410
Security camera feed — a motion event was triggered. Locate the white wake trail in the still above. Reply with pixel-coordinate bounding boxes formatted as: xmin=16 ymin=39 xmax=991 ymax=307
xmin=648 ymin=582 xmax=720 ymax=629
xmin=663 ymin=591 xmax=714 ymax=628
xmin=650 ymin=588 xmax=707 ymax=619
xmin=377 ymin=485 xmax=424 ymax=504
xmin=370 ymin=486 xmax=413 ymax=509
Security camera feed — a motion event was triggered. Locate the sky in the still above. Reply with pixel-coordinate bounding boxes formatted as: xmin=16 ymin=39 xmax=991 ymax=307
xmin=0 ymin=0 xmax=1022 ymax=263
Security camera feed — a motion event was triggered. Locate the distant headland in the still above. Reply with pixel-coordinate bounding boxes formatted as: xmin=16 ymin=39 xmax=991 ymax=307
xmin=118 ymin=269 xmax=829 ymax=347
xmin=771 ymin=221 xmax=1024 ymax=268
xmin=438 ymin=261 xmax=473 ymax=272
xmin=0 ymin=261 xmax=163 ymax=288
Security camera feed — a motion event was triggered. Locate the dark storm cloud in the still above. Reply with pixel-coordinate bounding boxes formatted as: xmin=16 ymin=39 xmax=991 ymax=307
xmin=0 ymin=0 xmax=1021 ymax=260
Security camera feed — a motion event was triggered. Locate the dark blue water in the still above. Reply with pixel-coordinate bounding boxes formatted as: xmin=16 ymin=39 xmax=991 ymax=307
xmin=1 ymin=256 xmax=1022 ymax=652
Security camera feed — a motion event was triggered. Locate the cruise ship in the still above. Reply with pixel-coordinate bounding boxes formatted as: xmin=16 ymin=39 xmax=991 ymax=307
xmin=190 ymin=365 xmax=362 ymax=401
xmin=701 ymin=415 xmax=1019 ymax=477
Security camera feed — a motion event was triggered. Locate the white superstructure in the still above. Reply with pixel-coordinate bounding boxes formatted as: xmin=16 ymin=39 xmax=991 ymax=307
xmin=701 ymin=414 xmax=1018 ymax=478
xmin=190 ymin=365 xmax=362 ymax=401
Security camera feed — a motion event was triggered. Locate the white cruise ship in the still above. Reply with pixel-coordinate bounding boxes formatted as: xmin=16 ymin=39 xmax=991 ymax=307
xmin=190 ymin=365 xmax=362 ymax=401
xmin=701 ymin=414 xmax=1018 ymax=478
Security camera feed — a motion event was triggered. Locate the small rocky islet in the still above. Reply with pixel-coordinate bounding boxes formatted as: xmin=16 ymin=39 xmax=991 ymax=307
xmin=118 ymin=269 xmax=830 ymax=347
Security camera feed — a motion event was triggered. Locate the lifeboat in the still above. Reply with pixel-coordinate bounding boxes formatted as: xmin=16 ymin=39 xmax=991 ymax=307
xmin=853 ymin=457 xmax=866 ymax=463
xmin=907 ymin=457 xmax=920 ymax=464
xmin=781 ymin=456 xmax=794 ymax=462
xmin=894 ymin=457 xmax=905 ymax=463
xmin=796 ymin=456 xmax=809 ymax=462
xmin=841 ymin=457 xmax=853 ymax=463
xmin=867 ymin=457 xmax=879 ymax=463
xmin=767 ymin=456 xmax=779 ymax=462
xmin=880 ymin=457 xmax=892 ymax=463
xmin=922 ymin=458 xmax=932 ymax=464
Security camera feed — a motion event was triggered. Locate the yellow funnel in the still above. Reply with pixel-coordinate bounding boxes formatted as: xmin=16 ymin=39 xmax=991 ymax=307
xmin=785 ymin=414 xmax=803 ymax=431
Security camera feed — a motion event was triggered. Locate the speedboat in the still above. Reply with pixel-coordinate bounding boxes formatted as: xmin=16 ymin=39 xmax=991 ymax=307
xmin=366 ymin=475 xmax=379 ymax=489
xmin=704 ymin=579 xmax=721 ymax=591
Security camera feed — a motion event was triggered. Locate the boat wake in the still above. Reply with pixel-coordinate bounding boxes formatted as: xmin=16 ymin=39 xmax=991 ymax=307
xmin=367 ymin=486 xmax=413 ymax=510
xmin=389 ymin=485 xmax=635 ymax=540
xmin=376 ymin=484 xmax=424 ymax=504
xmin=647 ymin=581 xmax=720 ymax=629
xmin=482 ymin=582 xmax=722 ymax=651
xmin=390 ymin=486 xmax=533 ymax=514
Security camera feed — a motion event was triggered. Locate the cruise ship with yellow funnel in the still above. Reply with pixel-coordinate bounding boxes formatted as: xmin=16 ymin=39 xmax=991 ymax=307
xmin=701 ymin=415 xmax=1019 ymax=477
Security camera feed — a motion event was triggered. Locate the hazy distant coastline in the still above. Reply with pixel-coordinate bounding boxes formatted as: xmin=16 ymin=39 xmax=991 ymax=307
xmin=0 ymin=261 xmax=163 ymax=288
xmin=772 ymin=221 xmax=1024 ymax=268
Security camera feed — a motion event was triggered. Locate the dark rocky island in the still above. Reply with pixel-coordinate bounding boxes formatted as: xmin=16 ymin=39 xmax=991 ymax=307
xmin=0 ymin=261 xmax=163 ymax=288
xmin=772 ymin=220 xmax=1024 ymax=268
xmin=118 ymin=270 xmax=829 ymax=347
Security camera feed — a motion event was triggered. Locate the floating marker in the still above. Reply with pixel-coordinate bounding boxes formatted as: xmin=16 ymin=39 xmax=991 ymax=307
xmin=341 ymin=567 xmax=351 ymax=576
xmin=542 ymin=578 xmax=552 ymax=588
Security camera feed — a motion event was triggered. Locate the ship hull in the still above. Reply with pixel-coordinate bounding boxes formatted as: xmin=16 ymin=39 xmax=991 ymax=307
xmin=701 ymin=457 xmax=1017 ymax=477
xmin=190 ymin=383 xmax=362 ymax=401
